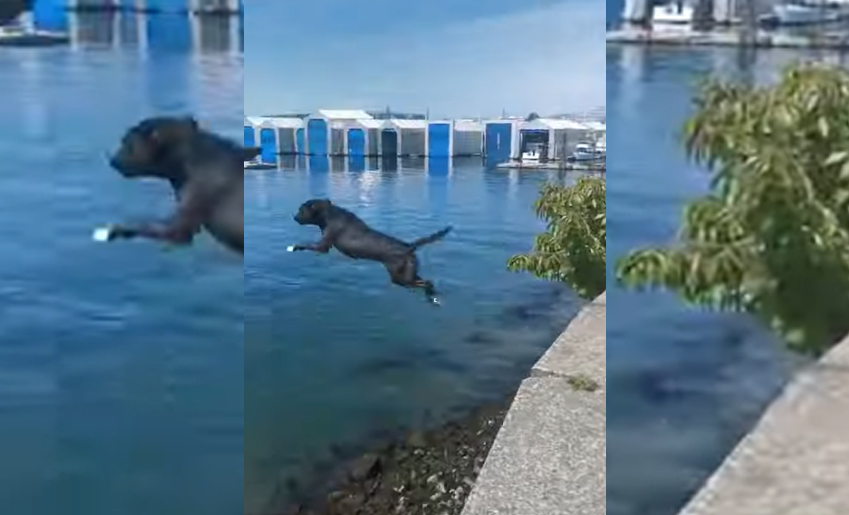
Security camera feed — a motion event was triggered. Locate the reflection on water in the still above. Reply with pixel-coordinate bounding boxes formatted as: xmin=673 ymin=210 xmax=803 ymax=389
xmin=41 ymin=11 xmax=243 ymax=54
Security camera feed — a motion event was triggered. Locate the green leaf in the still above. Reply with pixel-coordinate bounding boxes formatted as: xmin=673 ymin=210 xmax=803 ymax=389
xmin=616 ymin=62 xmax=849 ymax=356
xmin=825 ymin=151 xmax=849 ymax=166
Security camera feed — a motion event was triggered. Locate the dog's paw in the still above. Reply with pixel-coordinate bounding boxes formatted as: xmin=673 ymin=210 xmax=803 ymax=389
xmin=431 ymin=297 xmax=441 ymax=306
xmin=92 ymin=226 xmax=114 ymax=242
xmin=286 ymin=245 xmax=296 ymax=252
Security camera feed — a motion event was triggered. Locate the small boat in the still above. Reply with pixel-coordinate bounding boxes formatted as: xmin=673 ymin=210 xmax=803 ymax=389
xmin=762 ymin=0 xmax=846 ymax=26
xmin=520 ymin=143 xmax=544 ymax=164
xmin=569 ymin=143 xmax=605 ymax=162
xmin=653 ymin=1 xmax=694 ymax=24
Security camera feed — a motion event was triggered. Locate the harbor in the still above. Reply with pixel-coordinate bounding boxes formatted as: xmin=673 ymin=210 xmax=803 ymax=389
xmin=607 ymin=0 xmax=849 ymax=49
xmin=0 ymin=0 xmax=242 ymax=47
xmin=244 ymin=110 xmax=606 ymax=170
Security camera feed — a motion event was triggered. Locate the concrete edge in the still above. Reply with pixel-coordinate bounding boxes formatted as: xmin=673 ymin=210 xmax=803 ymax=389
xmin=676 ymin=335 xmax=849 ymax=515
xmin=459 ymin=291 xmax=607 ymax=515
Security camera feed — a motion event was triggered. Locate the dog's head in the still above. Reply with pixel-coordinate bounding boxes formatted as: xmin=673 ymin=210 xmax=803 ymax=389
xmin=110 ymin=116 xmax=200 ymax=179
xmin=294 ymin=198 xmax=332 ymax=226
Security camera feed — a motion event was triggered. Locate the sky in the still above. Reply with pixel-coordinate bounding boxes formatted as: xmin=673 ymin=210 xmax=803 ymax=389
xmin=244 ymin=0 xmax=605 ymax=118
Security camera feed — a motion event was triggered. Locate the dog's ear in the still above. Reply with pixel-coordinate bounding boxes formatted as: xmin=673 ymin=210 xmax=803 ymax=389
xmin=150 ymin=116 xmax=198 ymax=143
xmin=315 ymin=199 xmax=332 ymax=210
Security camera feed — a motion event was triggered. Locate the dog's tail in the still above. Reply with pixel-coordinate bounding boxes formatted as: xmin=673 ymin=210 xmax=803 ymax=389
xmin=409 ymin=226 xmax=453 ymax=251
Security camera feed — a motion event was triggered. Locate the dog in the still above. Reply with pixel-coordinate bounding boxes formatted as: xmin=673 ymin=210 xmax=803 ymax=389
xmin=98 ymin=116 xmax=246 ymax=254
xmin=290 ymin=199 xmax=452 ymax=304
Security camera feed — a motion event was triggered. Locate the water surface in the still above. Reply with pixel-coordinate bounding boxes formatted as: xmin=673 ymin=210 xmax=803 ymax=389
xmin=244 ymin=159 xmax=589 ymax=511
xmin=605 ymin=44 xmax=830 ymax=515
xmin=0 ymin=13 xmax=244 ymax=515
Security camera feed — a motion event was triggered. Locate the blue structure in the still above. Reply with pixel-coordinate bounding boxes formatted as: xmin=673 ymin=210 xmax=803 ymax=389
xmin=259 ymin=127 xmax=276 ymax=163
xmin=347 ymin=129 xmax=365 ymax=156
xmin=347 ymin=128 xmax=366 ymax=171
xmin=32 ymin=0 xmax=68 ymax=31
xmin=146 ymin=0 xmax=189 ymax=12
xmin=427 ymin=122 xmax=451 ymax=158
xmin=244 ymin=126 xmax=256 ymax=148
xmin=306 ymin=119 xmax=328 ymax=156
xmin=381 ymin=129 xmax=398 ymax=157
xmin=485 ymin=121 xmax=515 ymax=165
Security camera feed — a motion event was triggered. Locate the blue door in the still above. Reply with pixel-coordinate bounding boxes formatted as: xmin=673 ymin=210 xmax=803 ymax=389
xmin=244 ymin=126 xmax=256 ymax=148
xmin=146 ymin=0 xmax=189 ymax=13
xmin=427 ymin=123 xmax=451 ymax=158
xmin=485 ymin=123 xmax=513 ymax=166
xmin=347 ymin=128 xmax=366 ymax=171
xmin=307 ymin=120 xmax=328 ymax=156
xmin=32 ymin=0 xmax=68 ymax=32
xmin=381 ymin=129 xmax=398 ymax=157
xmin=347 ymin=129 xmax=365 ymax=156
xmin=296 ymin=128 xmax=305 ymax=154
xmin=259 ymin=128 xmax=276 ymax=163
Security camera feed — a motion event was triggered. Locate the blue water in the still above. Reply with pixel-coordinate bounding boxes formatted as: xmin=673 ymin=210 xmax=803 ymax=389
xmin=244 ymin=159 xmax=588 ymax=511
xmin=605 ymin=39 xmax=829 ymax=515
xmin=0 ymin=13 xmax=243 ymax=515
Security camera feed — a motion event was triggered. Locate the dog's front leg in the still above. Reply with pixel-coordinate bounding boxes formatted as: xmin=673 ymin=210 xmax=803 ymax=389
xmin=289 ymin=232 xmax=335 ymax=254
xmin=98 ymin=189 xmax=206 ymax=245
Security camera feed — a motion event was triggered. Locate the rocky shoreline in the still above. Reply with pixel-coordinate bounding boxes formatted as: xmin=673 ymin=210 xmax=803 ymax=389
xmin=273 ymin=394 xmax=515 ymax=515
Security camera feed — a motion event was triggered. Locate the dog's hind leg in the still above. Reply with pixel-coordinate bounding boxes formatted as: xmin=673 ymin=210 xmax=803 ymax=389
xmin=387 ymin=257 xmax=440 ymax=305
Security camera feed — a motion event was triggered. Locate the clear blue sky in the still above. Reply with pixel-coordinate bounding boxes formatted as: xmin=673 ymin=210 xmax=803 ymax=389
xmin=244 ymin=0 xmax=605 ymax=118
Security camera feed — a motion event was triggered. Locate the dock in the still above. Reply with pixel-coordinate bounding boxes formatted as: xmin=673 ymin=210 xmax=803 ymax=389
xmin=496 ymin=161 xmax=605 ymax=172
xmin=0 ymin=28 xmax=69 ymax=46
xmin=607 ymin=26 xmax=849 ymax=49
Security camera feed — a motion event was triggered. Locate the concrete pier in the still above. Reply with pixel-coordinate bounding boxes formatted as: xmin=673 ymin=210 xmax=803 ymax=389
xmin=677 ymin=335 xmax=849 ymax=515
xmin=460 ymin=292 xmax=606 ymax=515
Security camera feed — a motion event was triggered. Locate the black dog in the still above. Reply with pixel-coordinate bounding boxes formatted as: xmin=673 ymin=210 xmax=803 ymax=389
xmin=290 ymin=199 xmax=452 ymax=304
xmin=98 ymin=116 xmax=250 ymax=254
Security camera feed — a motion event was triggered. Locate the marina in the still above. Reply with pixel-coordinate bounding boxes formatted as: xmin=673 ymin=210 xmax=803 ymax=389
xmin=1 ymin=0 xmax=242 ymax=49
xmin=607 ymin=0 xmax=849 ymax=48
xmin=244 ymin=111 xmax=605 ymax=169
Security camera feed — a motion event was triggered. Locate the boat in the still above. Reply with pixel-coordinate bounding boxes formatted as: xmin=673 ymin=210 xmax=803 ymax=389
xmin=569 ymin=143 xmax=605 ymax=163
xmin=761 ymin=0 xmax=848 ymax=26
xmin=652 ymin=1 xmax=694 ymax=24
xmin=520 ymin=143 xmax=544 ymax=164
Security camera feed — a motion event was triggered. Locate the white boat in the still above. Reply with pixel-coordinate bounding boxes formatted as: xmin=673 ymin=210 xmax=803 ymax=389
xmin=653 ymin=2 xmax=694 ymax=24
xmin=521 ymin=143 xmax=544 ymax=163
xmin=570 ymin=143 xmax=604 ymax=162
xmin=770 ymin=1 xmax=844 ymax=25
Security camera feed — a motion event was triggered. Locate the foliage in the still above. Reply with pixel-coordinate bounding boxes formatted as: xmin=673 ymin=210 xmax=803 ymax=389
xmin=526 ymin=112 xmax=541 ymax=122
xmin=508 ymin=176 xmax=606 ymax=300
xmin=616 ymin=63 xmax=849 ymax=355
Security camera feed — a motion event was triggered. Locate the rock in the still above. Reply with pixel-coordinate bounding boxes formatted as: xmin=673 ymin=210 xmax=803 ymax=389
xmin=349 ymin=453 xmax=382 ymax=482
xmin=326 ymin=490 xmax=346 ymax=504
xmin=337 ymin=492 xmax=366 ymax=512
xmin=406 ymin=430 xmax=427 ymax=448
